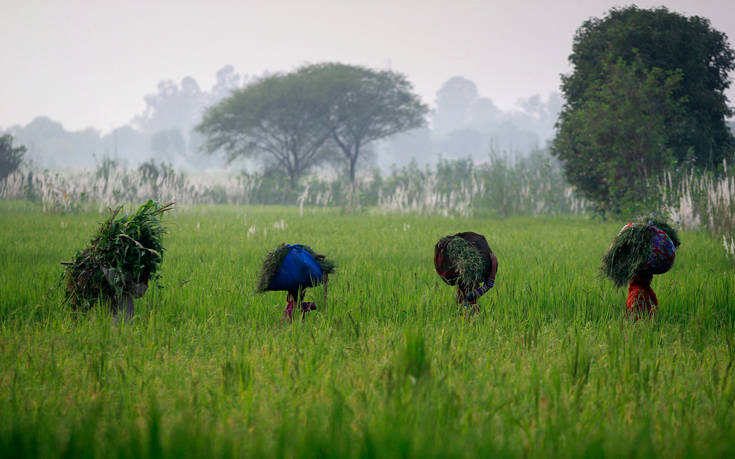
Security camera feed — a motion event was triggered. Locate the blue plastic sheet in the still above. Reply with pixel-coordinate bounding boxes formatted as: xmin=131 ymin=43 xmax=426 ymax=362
xmin=268 ymin=245 xmax=325 ymax=292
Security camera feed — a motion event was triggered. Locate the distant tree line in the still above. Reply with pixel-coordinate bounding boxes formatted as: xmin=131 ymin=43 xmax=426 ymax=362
xmin=6 ymin=4 xmax=735 ymax=218
xmin=1 ymin=66 xmax=246 ymax=170
xmin=2 ymin=66 xmax=562 ymax=174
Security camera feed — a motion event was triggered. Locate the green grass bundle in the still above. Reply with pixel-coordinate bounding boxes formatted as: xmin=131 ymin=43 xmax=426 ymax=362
xmin=64 ymin=200 xmax=173 ymax=310
xmin=445 ymin=236 xmax=485 ymax=287
xmin=255 ymin=243 xmax=335 ymax=293
xmin=601 ymin=218 xmax=680 ymax=288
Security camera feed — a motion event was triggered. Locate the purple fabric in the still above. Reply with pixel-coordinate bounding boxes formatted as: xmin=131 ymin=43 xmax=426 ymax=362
xmin=646 ymin=226 xmax=676 ymax=274
xmin=464 ymin=279 xmax=494 ymax=302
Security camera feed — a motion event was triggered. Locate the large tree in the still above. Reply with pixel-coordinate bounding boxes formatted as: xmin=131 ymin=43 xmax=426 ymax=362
xmin=297 ymin=63 xmax=427 ymax=187
xmin=196 ymin=71 xmax=333 ymax=187
xmin=554 ymin=57 xmax=686 ymax=212
xmin=197 ymin=63 xmax=427 ymax=189
xmin=0 ymin=134 xmax=26 ymax=183
xmin=555 ymin=6 xmax=735 ymax=180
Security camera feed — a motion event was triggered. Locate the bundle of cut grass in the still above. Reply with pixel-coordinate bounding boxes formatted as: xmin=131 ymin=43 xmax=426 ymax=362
xmin=446 ymin=237 xmax=485 ymax=286
xmin=601 ymin=218 xmax=680 ymax=288
xmin=434 ymin=232 xmax=493 ymax=288
xmin=255 ymin=243 xmax=335 ymax=293
xmin=63 ymin=200 xmax=173 ymax=310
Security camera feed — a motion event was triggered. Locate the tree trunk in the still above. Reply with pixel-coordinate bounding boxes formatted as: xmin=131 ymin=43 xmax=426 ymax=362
xmin=348 ymin=157 xmax=359 ymax=209
xmin=289 ymin=173 xmax=298 ymax=189
xmin=348 ymin=146 xmax=360 ymax=209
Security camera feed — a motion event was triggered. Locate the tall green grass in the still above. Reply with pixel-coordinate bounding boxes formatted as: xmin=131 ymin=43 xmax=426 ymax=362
xmin=1 ymin=203 xmax=734 ymax=457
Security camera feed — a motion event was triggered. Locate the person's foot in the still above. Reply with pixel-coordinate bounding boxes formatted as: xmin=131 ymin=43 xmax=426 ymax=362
xmin=460 ymin=301 xmax=480 ymax=316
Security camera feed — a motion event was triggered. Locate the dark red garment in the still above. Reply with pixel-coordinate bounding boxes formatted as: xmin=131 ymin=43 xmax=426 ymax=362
xmin=434 ymin=232 xmax=493 ymax=284
xmin=282 ymin=279 xmax=322 ymax=321
xmin=627 ymin=272 xmax=658 ymax=318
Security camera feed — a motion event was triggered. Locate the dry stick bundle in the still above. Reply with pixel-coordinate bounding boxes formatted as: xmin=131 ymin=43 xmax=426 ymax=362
xmin=63 ymin=200 xmax=174 ymax=310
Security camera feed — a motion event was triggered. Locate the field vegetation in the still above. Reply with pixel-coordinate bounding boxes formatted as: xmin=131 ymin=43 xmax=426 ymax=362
xmin=1 ymin=203 xmax=734 ymax=457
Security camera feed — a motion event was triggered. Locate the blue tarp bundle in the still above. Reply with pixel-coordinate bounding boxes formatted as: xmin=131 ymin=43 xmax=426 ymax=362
xmin=268 ymin=244 xmax=325 ymax=292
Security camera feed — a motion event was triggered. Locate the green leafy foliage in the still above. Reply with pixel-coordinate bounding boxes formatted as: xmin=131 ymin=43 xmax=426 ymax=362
xmin=560 ymin=6 xmax=735 ymax=169
xmin=64 ymin=200 xmax=173 ymax=310
xmin=554 ymin=6 xmax=735 ymax=212
xmin=553 ymin=56 xmax=686 ymax=213
xmin=0 ymin=134 xmax=26 ymax=183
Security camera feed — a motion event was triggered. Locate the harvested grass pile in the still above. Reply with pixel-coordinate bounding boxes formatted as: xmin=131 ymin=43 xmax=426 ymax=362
xmin=601 ymin=218 xmax=680 ymax=288
xmin=64 ymin=200 xmax=173 ymax=310
xmin=446 ymin=237 xmax=485 ymax=287
xmin=255 ymin=244 xmax=335 ymax=293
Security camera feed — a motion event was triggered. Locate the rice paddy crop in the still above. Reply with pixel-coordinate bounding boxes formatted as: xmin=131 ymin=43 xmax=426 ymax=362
xmin=1 ymin=202 xmax=734 ymax=457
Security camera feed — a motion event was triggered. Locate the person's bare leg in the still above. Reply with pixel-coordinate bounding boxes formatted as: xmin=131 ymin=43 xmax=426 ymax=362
xmin=113 ymin=293 xmax=134 ymax=323
xmin=284 ymin=291 xmax=296 ymax=321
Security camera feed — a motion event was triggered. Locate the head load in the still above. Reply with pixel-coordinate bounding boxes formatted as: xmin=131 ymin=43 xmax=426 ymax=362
xmin=64 ymin=200 xmax=173 ymax=310
xmin=434 ymin=232 xmax=494 ymax=289
xmin=601 ymin=219 xmax=680 ymax=288
xmin=255 ymin=243 xmax=335 ymax=293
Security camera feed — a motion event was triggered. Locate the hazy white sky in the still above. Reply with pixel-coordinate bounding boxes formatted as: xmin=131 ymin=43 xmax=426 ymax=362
xmin=2 ymin=0 xmax=734 ymax=133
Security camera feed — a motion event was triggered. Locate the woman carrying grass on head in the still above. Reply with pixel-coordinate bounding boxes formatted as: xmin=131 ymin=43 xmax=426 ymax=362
xmin=434 ymin=232 xmax=498 ymax=314
xmin=255 ymin=244 xmax=335 ymax=321
xmin=602 ymin=219 xmax=680 ymax=319
xmin=63 ymin=200 xmax=173 ymax=320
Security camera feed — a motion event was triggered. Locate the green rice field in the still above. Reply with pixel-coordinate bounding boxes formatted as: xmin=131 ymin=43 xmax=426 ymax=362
xmin=1 ymin=202 xmax=734 ymax=457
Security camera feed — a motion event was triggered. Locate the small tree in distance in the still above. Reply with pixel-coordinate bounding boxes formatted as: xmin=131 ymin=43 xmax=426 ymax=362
xmin=303 ymin=63 xmax=428 ymax=188
xmin=196 ymin=71 xmax=333 ymax=188
xmin=196 ymin=63 xmax=428 ymax=191
xmin=0 ymin=134 xmax=26 ymax=183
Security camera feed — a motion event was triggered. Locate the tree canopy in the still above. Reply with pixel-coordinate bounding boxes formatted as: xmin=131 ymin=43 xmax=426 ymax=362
xmin=554 ymin=57 xmax=686 ymax=212
xmin=196 ymin=70 xmax=332 ymax=187
xmin=557 ymin=6 xmax=735 ymax=170
xmin=0 ymin=134 xmax=26 ymax=183
xmin=303 ymin=63 xmax=428 ymax=185
xmin=196 ymin=63 xmax=427 ymax=188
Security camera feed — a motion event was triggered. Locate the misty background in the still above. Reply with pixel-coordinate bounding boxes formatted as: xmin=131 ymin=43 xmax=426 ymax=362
xmin=2 ymin=0 xmax=733 ymax=174
xmin=2 ymin=66 xmax=562 ymax=171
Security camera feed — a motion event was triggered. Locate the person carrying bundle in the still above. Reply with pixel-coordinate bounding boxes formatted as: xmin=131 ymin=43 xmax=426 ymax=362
xmin=434 ymin=232 xmax=498 ymax=313
xmin=602 ymin=219 xmax=680 ymax=319
xmin=63 ymin=200 xmax=173 ymax=320
xmin=255 ymin=244 xmax=335 ymax=321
